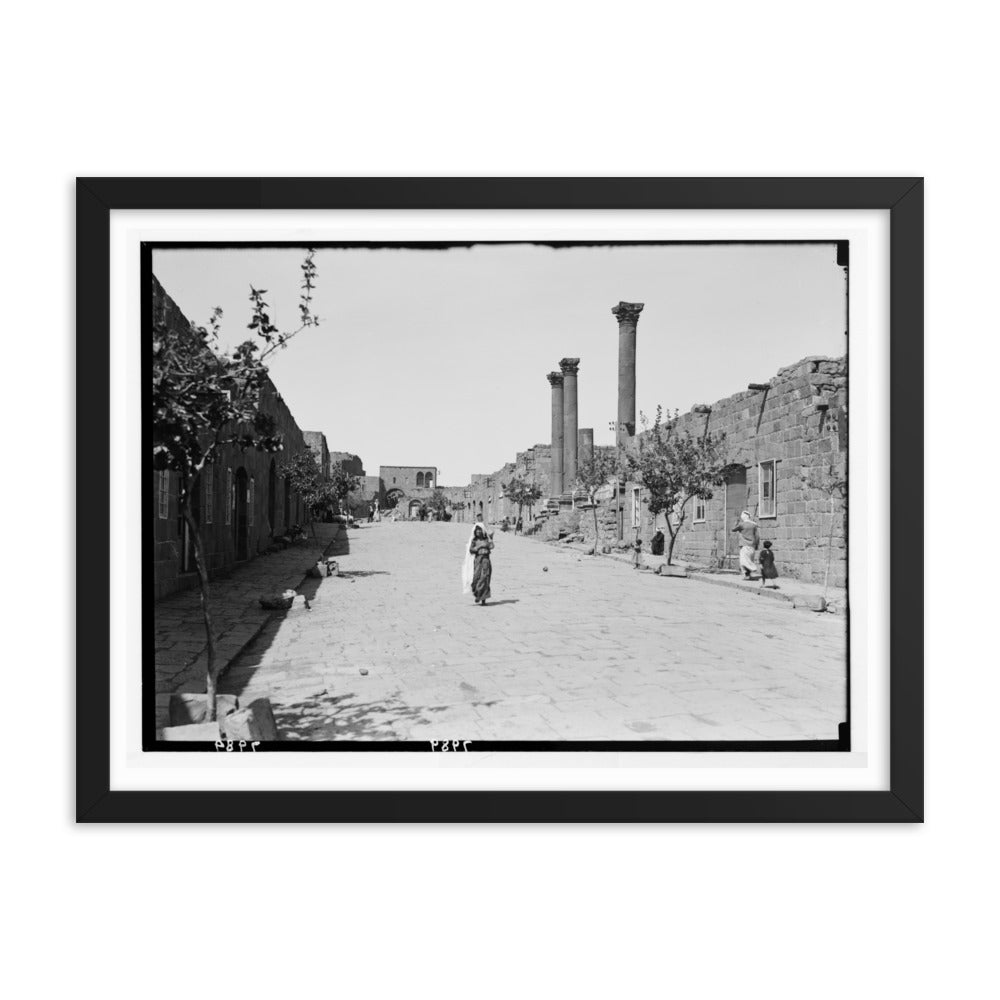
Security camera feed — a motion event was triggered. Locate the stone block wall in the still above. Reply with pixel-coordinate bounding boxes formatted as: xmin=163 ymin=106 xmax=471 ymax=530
xmin=152 ymin=276 xmax=319 ymax=602
xmin=620 ymin=355 xmax=847 ymax=585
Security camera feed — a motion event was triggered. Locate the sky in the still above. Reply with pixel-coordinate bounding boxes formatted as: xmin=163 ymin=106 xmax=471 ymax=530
xmin=152 ymin=243 xmax=846 ymax=485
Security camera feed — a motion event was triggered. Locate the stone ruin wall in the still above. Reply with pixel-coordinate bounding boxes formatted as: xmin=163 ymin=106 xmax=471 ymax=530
xmin=576 ymin=356 xmax=847 ymax=586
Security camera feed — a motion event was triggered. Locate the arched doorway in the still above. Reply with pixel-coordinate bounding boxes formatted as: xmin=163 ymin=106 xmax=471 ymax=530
xmin=408 ymin=499 xmax=423 ymax=519
xmin=416 ymin=472 xmax=425 ymax=488
xmin=283 ymin=473 xmax=291 ymax=530
xmin=234 ymin=467 xmax=249 ymax=560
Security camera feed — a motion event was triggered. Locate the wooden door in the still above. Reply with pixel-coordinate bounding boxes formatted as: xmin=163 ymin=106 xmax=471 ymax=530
xmin=234 ymin=468 xmax=249 ymax=560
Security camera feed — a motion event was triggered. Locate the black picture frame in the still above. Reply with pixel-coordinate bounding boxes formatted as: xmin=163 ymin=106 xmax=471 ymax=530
xmin=77 ymin=177 xmax=923 ymax=823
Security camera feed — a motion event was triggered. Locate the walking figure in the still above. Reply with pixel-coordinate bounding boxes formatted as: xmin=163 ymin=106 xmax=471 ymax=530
xmin=462 ymin=522 xmax=494 ymax=605
xmin=632 ymin=531 xmax=643 ymax=570
xmin=733 ymin=510 xmax=760 ymax=579
xmin=758 ymin=540 xmax=779 ymax=588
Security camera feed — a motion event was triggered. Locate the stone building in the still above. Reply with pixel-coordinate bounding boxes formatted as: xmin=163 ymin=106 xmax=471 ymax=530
xmin=152 ymin=276 xmax=325 ymax=601
xmin=303 ymin=431 xmax=330 ymax=480
xmin=580 ymin=355 xmax=847 ymax=586
xmin=379 ymin=465 xmax=439 ymax=517
xmin=330 ymin=451 xmax=365 ymax=477
xmin=446 ymin=286 xmax=847 ymax=586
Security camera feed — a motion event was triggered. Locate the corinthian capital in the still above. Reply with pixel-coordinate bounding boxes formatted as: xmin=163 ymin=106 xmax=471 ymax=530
xmin=612 ymin=301 xmax=645 ymax=324
xmin=559 ymin=357 xmax=580 ymax=376
xmin=547 ymin=371 xmax=564 ymax=386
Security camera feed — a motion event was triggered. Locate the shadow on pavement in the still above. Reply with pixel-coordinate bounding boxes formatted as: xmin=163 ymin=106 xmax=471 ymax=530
xmin=485 ymin=599 xmax=520 ymax=606
xmin=274 ymin=691 xmax=447 ymax=740
xmin=339 ymin=570 xmax=390 ymax=578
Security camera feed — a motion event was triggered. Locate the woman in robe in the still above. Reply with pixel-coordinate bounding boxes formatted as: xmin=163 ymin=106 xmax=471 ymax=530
xmin=732 ymin=510 xmax=760 ymax=578
xmin=462 ymin=522 xmax=494 ymax=605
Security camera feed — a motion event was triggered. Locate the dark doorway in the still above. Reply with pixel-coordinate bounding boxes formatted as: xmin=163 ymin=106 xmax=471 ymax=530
xmin=179 ymin=475 xmax=201 ymax=574
xmin=722 ymin=465 xmax=748 ymax=567
xmin=234 ymin=467 xmax=249 ymax=560
xmin=283 ymin=473 xmax=291 ymax=531
xmin=268 ymin=460 xmax=277 ymax=534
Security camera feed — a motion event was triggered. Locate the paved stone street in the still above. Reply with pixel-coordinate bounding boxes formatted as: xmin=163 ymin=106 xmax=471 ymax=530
xmin=153 ymin=524 xmax=343 ymax=727
xmin=219 ymin=521 xmax=847 ymax=741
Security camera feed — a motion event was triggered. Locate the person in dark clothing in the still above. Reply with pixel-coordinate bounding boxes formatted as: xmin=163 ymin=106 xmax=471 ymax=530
xmin=758 ymin=540 xmax=779 ymax=588
xmin=462 ymin=523 xmax=494 ymax=605
xmin=650 ymin=529 xmax=665 ymax=556
xmin=632 ymin=532 xmax=643 ymax=569
xmin=515 ymin=517 xmax=523 ymax=535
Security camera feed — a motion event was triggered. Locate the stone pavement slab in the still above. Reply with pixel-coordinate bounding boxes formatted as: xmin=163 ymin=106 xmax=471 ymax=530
xmin=152 ymin=523 xmax=344 ymax=729
xmin=217 ymin=521 xmax=848 ymax=742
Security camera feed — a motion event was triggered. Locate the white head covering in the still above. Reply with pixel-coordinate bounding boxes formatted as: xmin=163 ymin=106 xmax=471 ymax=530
xmin=740 ymin=510 xmax=756 ymax=524
xmin=462 ymin=522 xmax=489 ymax=594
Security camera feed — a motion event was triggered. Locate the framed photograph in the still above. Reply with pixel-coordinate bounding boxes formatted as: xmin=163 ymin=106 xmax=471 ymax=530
xmin=78 ymin=177 xmax=922 ymax=822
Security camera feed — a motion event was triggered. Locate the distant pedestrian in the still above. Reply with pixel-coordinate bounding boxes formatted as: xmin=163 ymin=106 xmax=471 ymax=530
xmin=515 ymin=517 xmax=523 ymax=535
xmin=462 ymin=522 xmax=494 ymax=605
xmin=650 ymin=529 xmax=665 ymax=556
xmin=632 ymin=532 xmax=643 ymax=569
xmin=733 ymin=511 xmax=760 ymax=578
xmin=758 ymin=540 xmax=779 ymax=587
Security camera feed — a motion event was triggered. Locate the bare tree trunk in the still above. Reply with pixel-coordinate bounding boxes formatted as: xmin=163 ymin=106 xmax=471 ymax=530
xmin=666 ymin=523 xmax=678 ymax=565
xmin=181 ymin=501 xmax=218 ymax=722
xmin=592 ymin=501 xmax=599 ymax=555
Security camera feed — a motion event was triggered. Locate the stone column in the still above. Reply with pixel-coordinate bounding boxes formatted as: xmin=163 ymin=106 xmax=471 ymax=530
xmin=612 ymin=301 xmax=644 ymax=447
xmin=560 ymin=358 xmax=580 ymax=490
xmin=547 ymin=371 xmax=564 ymax=496
xmin=578 ymin=428 xmax=594 ymax=468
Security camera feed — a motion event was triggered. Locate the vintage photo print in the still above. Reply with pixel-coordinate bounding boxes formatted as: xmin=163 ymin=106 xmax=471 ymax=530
xmin=146 ymin=239 xmax=849 ymax=751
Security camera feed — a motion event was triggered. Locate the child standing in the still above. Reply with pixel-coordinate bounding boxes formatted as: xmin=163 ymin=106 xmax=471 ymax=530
xmin=758 ymin=540 xmax=779 ymax=588
xmin=632 ymin=532 xmax=643 ymax=570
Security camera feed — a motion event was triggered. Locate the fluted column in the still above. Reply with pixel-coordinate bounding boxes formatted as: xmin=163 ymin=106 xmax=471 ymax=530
xmin=547 ymin=371 xmax=564 ymax=496
xmin=612 ymin=301 xmax=644 ymax=447
xmin=578 ymin=428 xmax=594 ymax=469
xmin=560 ymin=358 xmax=580 ymax=489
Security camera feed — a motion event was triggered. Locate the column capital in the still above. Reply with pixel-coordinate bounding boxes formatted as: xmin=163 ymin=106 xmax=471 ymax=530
xmin=547 ymin=371 xmax=564 ymax=386
xmin=559 ymin=357 xmax=580 ymax=376
xmin=611 ymin=301 xmax=645 ymax=324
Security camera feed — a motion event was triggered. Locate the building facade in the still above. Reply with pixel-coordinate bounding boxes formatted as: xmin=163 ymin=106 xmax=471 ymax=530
xmin=580 ymin=355 xmax=847 ymax=586
xmin=152 ymin=276 xmax=326 ymax=601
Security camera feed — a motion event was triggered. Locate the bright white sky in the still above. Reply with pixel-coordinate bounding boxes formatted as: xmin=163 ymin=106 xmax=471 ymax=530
xmin=152 ymin=243 xmax=846 ymax=485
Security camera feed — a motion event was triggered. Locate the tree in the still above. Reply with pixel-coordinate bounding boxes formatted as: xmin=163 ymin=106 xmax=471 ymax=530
xmin=282 ymin=449 xmax=338 ymax=534
xmin=802 ymin=460 xmax=847 ymax=599
xmin=427 ymin=488 xmax=450 ymax=521
xmin=573 ymin=451 xmax=619 ymax=555
xmin=503 ymin=477 xmax=544 ymax=522
xmin=329 ymin=464 xmax=360 ymax=516
xmin=626 ymin=407 xmax=727 ymax=565
xmin=152 ymin=250 xmax=319 ymax=721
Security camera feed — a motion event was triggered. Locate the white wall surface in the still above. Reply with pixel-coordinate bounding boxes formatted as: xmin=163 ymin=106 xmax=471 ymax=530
xmin=1 ymin=2 xmax=993 ymax=998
